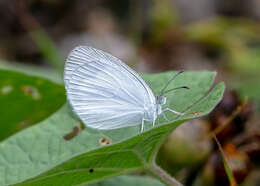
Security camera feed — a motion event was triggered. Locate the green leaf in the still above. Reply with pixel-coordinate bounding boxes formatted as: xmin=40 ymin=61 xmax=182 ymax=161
xmin=0 ymin=71 xmax=224 ymax=186
xmin=0 ymin=69 xmax=65 ymax=141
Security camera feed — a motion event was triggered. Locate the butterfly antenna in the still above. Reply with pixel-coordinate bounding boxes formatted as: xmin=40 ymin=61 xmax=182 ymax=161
xmin=163 ymin=86 xmax=189 ymax=94
xmin=160 ymin=71 xmax=184 ymax=95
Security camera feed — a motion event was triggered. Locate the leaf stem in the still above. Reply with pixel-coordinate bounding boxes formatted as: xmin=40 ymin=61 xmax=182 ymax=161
xmin=149 ymin=162 xmax=184 ymax=186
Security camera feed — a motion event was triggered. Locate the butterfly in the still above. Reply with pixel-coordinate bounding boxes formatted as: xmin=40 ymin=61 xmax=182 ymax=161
xmin=64 ymin=46 xmax=188 ymax=132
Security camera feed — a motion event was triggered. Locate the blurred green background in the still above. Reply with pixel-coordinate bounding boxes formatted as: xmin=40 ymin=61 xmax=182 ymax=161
xmin=0 ymin=0 xmax=260 ymax=185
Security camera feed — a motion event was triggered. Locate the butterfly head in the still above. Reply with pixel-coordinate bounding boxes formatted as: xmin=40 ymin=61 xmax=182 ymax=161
xmin=154 ymin=94 xmax=166 ymax=116
xmin=156 ymin=94 xmax=166 ymax=105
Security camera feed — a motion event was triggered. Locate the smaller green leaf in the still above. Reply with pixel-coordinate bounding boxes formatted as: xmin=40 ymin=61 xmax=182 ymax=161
xmin=0 ymin=69 xmax=65 ymax=141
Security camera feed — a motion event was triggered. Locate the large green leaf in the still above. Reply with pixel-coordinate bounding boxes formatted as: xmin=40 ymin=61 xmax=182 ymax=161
xmin=0 ymin=71 xmax=224 ymax=185
xmin=0 ymin=69 xmax=65 ymax=141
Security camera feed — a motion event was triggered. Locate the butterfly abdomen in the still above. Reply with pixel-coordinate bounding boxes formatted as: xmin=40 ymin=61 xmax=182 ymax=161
xmin=143 ymin=103 xmax=157 ymax=122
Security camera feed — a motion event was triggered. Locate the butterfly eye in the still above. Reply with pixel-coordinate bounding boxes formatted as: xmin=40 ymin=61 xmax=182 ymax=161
xmin=157 ymin=95 xmax=166 ymax=105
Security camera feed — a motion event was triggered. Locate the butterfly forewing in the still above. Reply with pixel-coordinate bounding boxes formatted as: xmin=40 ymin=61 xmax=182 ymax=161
xmin=65 ymin=46 xmax=156 ymax=130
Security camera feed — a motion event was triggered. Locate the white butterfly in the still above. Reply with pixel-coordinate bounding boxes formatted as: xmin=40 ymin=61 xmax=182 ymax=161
xmin=64 ymin=46 xmax=187 ymax=132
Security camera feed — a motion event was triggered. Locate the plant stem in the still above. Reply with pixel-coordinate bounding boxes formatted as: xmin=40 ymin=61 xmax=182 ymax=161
xmin=149 ymin=162 xmax=184 ymax=186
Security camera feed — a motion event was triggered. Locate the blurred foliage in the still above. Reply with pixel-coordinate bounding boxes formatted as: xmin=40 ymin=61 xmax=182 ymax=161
xmin=185 ymin=17 xmax=260 ymax=73
xmin=149 ymin=0 xmax=179 ymax=45
xmin=157 ymin=120 xmax=212 ymax=174
xmin=30 ymin=29 xmax=64 ymax=73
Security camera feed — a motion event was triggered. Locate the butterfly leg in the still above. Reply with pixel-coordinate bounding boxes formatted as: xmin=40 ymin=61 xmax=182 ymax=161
xmin=140 ymin=118 xmax=145 ymax=133
xmin=162 ymin=108 xmax=184 ymax=116
xmin=162 ymin=112 xmax=170 ymax=121
xmin=152 ymin=118 xmax=156 ymax=127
